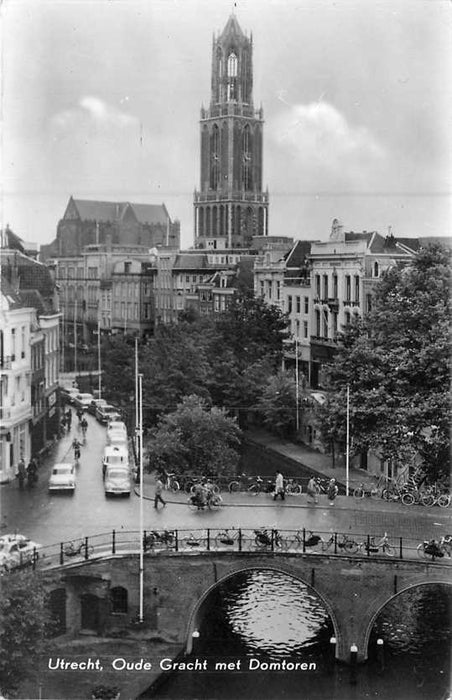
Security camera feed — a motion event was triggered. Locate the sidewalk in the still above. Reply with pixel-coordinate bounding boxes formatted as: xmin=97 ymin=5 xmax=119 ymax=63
xmin=244 ymin=428 xmax=377 ymax=491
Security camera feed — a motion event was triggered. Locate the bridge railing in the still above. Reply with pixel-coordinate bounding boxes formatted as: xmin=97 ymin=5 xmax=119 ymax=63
xmin=4 ymin=528 xmax=451 ymax=575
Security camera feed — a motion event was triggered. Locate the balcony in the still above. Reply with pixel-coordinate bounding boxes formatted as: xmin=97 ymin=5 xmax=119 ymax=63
xmin=326 ymin=298 xmax=339 ymax=311
xmin=344 ymin=299 xmax=360 ymax=308
xmin=310 ymin=335 xmax=338 ymax=346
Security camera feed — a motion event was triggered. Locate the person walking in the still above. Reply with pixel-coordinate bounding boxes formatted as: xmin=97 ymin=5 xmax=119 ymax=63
xmin=26 ymin=458 xmax=38 ymax=487
xmin=154 ymin=476 xmax=166 ymax=509
xmin=306 ymin=476 xmax=319 ymax=504
xmin=327 ymin=478 xmax=338 ymax=505
xmin=66 ymin=409 xmax=72 ymax=431
xmin=273 ymin=470 xmax=285 ymax=501
xmin=17 ymin=457 xmax=26 ymax=490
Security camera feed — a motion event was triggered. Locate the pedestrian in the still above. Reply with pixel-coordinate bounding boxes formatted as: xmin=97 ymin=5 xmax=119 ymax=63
xmin=154 ymin=475 xmax=166 ymax=509
xmin=306 ymin=476 xmax=319 ymax=504
xmin=273 ymin=470 xmax=285 ymax=501
xmin=327 ymin=478 xmax=338 ymax=505
xmin=27 ymin=458 xmax=38 ymax=486
xmin=66 ymin=409 xmax=72 ymax=431
xmin=17 ymin=456 xmax=26 ymax=490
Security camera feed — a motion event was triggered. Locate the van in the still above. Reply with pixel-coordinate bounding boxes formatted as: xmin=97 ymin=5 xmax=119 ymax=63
xmin=102 ymin=445 xmax=129 ymax=478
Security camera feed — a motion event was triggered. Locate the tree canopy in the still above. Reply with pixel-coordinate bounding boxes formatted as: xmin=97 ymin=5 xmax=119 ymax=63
xmin=145 ymin=394 xmax=242 ymax=476
xmin=319 ymin=243 xmax=450 ymax=481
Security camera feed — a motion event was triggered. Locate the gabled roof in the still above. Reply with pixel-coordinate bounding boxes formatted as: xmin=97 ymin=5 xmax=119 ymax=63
xmin=285 ymin=240 xmax=315 ymax=267
xmin=67 ymin=198 xmax=169 ymax=226
xmin=1 ymin=250 xmax=54 ymax=298
xmin=344 ymin=231 xmax=374 ymax=244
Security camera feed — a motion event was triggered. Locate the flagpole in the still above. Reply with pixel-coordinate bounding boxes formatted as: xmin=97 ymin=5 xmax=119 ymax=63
xmin=138 ymin=372 xmax=144 ymax=623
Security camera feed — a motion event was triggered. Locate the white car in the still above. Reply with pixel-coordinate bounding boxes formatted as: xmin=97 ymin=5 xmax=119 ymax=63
xmin=73 ymin=393 xmax=94 ymax=412
xmin=107 ymin=421 xmax=127 ymax=445
xmin=102 ymin=444 xmax=129 ymax=477
xmin=0 ymin=534 xmax=42 ymax=570
xmin=49 ymin=463 xmax=76 ymax=492
xmin=108 ymin=431 xmax=128 ymax=447
xmin=104 ymin=466 xmax=131 ymax=497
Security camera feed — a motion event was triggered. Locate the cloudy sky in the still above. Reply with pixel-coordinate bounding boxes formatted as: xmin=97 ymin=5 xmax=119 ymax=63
xmin=2 ymin=0 xmax=451 ymax=249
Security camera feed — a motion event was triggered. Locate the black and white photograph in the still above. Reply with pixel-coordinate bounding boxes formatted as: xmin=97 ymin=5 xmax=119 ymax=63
xmin=0 ymin=1 xmax=451 ymax=698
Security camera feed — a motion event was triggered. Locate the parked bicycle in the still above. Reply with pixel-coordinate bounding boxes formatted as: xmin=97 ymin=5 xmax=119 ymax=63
xmin=353 ymin=475 xmax=387 ymax=499
xmin=358 ymin=533 xmax=395 ymax=557
xmin=322 ymin=533 xmax=359 ymax=554
xmin=417 ymin=535 xmax=452 ymax=560
xmin=285 ymin=478 xmax=302 ymax=495
xmin=254 ymin=528 xmax=283 ymax=549
xmin=64 ymin=540 xmax=94 ymax=558
xmin=286 ymin=530 xmax=323 ymax=550
xmin=143 ymin=530 xmax=176 ymax=549
xmin=187 ymin=491 xmax=223 ymax=511
xmin=215 ymin=528 xmax=240 ymax=547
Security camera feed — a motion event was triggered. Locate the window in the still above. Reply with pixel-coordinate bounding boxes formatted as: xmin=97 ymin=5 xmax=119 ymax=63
xmin=11 ymin=328 xmax=16 ymax=361
xmin=259 ymin=281 xmax=264 ymax=296
xmin=315 ymin=310 xmax=321 ymax=336
xmin=366 ymin=294 xmax=372 ymax=313
xmin=323 ymin=275 xmax=328 ymax=300
xmin=296 ymin=296 xmax=301 ymax=313
xmin=110 ymin=586 xmax=128 ymax=614
xmin=315 ymin=275 xmax=321 ymax=299
xmin=276 ymin=281 xmax=281 ymax=301
xmin=374 ymin=262 xmax=379 ymax=278
xmin=287 ymin=295 xmax=292 ymax=313
xmin=227 ymin=52 xmax=238 ymax=77
xmin=345 ymin=275 xmax=351 ymax=301
xmin=354 ymin=275 xmax=360 ymax=303
xmin=303 ymin=321 xmax=308 ymax=338
xmin=333 ymin=274 xmax=338 ymax=299
xmin=21 ymin=327 xmax=25 ymax=358
xmin=345 ymin=311 xmax=351 ymax=326
xmin=304 ymin=297 xmax=309 ymax=314
xmin=323 ymin=310 xmax=328 ymax=338
xmin=124 ymin=262 xmax=131 ymax=275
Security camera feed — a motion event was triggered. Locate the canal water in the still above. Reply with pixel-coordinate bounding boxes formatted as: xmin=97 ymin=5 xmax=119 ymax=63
xmin=146 ymin=571 xmax=451 ymax=700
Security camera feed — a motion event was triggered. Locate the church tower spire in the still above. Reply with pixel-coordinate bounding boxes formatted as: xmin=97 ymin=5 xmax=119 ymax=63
xmin=194 ymin=14 xmax=269 ymax=250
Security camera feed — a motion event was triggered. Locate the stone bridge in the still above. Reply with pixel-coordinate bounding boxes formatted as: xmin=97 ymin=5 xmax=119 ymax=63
xmin=40 ymin=549 xmax=451 ymax=665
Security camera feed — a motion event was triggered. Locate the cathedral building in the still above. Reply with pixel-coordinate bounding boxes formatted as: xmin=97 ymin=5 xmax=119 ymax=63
xmin=194 ymin=14 xmax=269 ymax=250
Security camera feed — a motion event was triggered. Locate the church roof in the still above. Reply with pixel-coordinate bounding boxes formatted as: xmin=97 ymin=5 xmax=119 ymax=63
xmin=68 ymin=199 xmax=169 ymax=226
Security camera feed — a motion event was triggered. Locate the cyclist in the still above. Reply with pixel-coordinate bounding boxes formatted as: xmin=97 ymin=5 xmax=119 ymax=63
xmin=76 ymin=408 xmax=83 ymax=426
xmin=72 ymin=438 xmax=81 ymax=461
xmin=192 ymin=481 xmax=208 ymax=509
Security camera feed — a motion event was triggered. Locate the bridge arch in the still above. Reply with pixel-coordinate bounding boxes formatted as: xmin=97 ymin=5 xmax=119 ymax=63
xmin=363 ymin=579 xmax=452 ymax=660
xmin=184 ymin=564 xmax=339 ymax=655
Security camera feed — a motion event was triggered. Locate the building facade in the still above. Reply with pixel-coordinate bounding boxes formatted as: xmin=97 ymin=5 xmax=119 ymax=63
xmin=194 ymin=15 xmax=269 ymax=250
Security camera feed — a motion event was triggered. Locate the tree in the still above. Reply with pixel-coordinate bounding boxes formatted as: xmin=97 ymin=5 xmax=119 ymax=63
xmin=319 ymin=244 xmax=451 ymax=481
xmin=146 ymin=395 xmax=242 ymax=476
xmin=0 ymin=572 xmax=54 ymax=696
xmin=100 ymin=336 xmax=135 ymax=411
xmin=255 ymin=369 xmax=298 ymax=438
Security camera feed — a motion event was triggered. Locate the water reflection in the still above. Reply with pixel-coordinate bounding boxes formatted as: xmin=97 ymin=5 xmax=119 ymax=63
xmin=147 ymin=574 xmax=451 ymax=700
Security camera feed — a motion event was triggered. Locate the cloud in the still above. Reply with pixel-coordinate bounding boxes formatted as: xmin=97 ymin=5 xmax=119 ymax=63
xmin=51 ymin=96 xmax=139 ymax=132
xmin=270 ymin=101 xmax=386 ymax=188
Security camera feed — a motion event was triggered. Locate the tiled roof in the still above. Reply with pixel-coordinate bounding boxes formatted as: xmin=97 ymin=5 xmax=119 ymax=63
xmin=71 ymin=199 xmax=169 ymax=226
xmin=0 ymin=277 xmax=23 ymax=309
xmin=285 ymin=240 xmax=314 ymax=267
xmin=221 ymin=14 xmax=245 ymax=39
xmin=173 ymin=254 xmax=209 ymax=270
xmin=1 ymin=251 xmax=54 ymax=297
xmin=18 ymin=289 xmax=51 ymax=316
xmin=345 ymin=231 xmax=374 ymax=244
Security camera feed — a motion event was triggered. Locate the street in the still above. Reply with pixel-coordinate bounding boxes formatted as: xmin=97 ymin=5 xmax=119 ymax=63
xmin=1 ymin=410 xmax=450 ymax=551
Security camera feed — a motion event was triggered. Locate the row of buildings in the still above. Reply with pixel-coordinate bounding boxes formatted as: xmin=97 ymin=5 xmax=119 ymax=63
xmin=0 ymin=234 xmax=61 ymax=482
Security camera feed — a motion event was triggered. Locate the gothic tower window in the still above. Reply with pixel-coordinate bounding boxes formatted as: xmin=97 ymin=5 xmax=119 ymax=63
xmin=227 ymin=51 xmax=238 ymax=101
xmin=210 ymin=125 xmax=220 ymax=189
xmin=241 ymin=125 xmax=252 ymax=190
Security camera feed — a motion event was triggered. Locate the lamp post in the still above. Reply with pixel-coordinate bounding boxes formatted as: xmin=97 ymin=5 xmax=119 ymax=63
xmin=138 ymin=371 xmax=144 ymax=623
xmin=345 ymin=384 xmax=350 ymax=496
xmin=97 ymin=315 xmax=102 ymax=399
xmin=295 ymin=336 xmax=300 ymax=433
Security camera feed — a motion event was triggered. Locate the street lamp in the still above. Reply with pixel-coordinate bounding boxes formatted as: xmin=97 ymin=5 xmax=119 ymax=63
xmin=345 ymin=384 xmax=350 ymax=496
xmin=295 ymin=336 xmax=300 ymax=433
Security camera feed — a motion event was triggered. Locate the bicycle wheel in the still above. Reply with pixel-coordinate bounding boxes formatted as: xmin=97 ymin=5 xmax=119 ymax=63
xmin=437 ymin=494 xmax=451 ymax=508
xmin=209 ymin=483 xmax=220 ymax=495
xmin=208 ymin=495 xmax=223 ymax=510
xmin=170 ymin=480 xmax=180 ymax=493
xmin=353 ymin=487 xmax=365 ymax=499
xmin=184 ymin=481 xmax=195 ymax=494
xmin=345 ymin=540 xmax=358 ymax=554
xmin=229 ymin=481 xmax=240 ymax=493
xmin=248 ymin=484 xmax=260 ymax=495
xmin=287 ymin=483 xmax=302 ymax=495
xmin=384 ymin=544 xmax=395 ymax=557
xmin=417 ymin=543 xmax=428 ymax=558
xmin=402 ymin=492 xmax=415 ymax=506
xmin=420 ymin=493 xmax=435 ymax=507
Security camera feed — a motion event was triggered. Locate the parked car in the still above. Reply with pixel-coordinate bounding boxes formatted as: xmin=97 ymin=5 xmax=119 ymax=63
xmin=61 ymin=386 xmax=80 ymax=405
xmin=88 ymin=398 xmax=107 ymax=416
xmin=104 ymin=465 xmax=131 ymax=497
xmin=0 ymin=534 xmax=42 ymax=570
xmin=49 ymin=463 xmax=76 ymax=492
xmin=96 ymin=404 xmax=121 ymax=424
xmin=73 ymin=393 xmax=94 ymax=412
xmin=107 ymin=421 xmax=127 ymax=441
xmin=108 ymin=431 xmax=128 ymax=447
xmin=102 ymin=445 xmax=129 ymax=477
